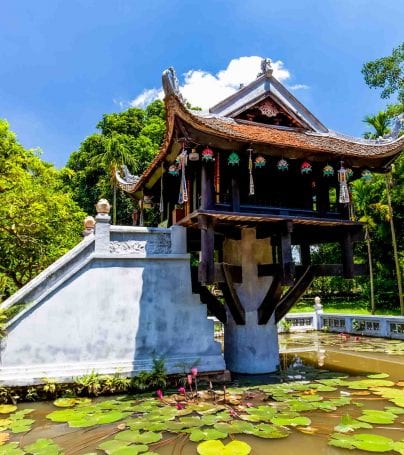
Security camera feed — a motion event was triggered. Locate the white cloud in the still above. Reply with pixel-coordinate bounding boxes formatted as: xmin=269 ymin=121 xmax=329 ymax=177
xmin=129 ymin=56 xmax=306 ymax=110
xmin=130 ymin=88 xmax=163 ymax=108
xmin=289 ymin=84 xmax=309 ymax=90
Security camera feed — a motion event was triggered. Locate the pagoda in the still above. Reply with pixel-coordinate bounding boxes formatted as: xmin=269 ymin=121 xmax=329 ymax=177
xmin=117 ymin=60 xmax=403 ymax=373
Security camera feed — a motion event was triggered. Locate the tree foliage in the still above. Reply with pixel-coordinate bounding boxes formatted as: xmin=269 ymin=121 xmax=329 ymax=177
xmin=361 ymin=43 xmax=404 ymax=103
xmin=0 ymin=120 xmax=85 ymax=300
xmin=65 ymin=100 xmax=165 ymax=224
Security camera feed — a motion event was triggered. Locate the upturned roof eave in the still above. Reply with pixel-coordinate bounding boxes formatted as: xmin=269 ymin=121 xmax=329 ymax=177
xmin=127 ymin=94 xmax=403 ymax=196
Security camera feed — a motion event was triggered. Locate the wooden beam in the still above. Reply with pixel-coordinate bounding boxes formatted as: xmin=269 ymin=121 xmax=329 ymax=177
xmin=258 ymin=274 xmax=284 ymax=325
xmin=219 ymin=263 xmax=245 ymax=324
xmin=191 ymin=266 xmax=227 ymax=324
xmin=231 ymin=174 xmax=240 ymax=212
xmin=257 ymin=264 xmax=281 ymax=277
xmin=300 ymin=243 xmax=311 ymax=266
xmin=280 ymin=222 xmax=295 ymax=285
xmin=201 ymin=162 xmax=214 ymax=210
xmin=341 ymin=232 xmax=354 ymax=278
xmin=198 ymin=215 xmax=215 ymax=284
xmin=198 ymin=286 xmax=227 ymax=324
xmin=275 ymin=266 xmax=316 ymax=323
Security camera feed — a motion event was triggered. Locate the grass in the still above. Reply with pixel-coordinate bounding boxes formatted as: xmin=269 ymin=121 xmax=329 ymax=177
xmin=291 ymin=300 xmax=401 ymax=316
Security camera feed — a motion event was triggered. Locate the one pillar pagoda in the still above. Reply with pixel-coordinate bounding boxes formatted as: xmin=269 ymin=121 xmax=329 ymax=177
xmin=117 ymin=62 xmax=403 ymax=374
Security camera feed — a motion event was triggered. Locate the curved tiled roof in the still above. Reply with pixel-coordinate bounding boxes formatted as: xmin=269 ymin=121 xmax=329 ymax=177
xmin=121 ymin=94 xmax=403 ymax=195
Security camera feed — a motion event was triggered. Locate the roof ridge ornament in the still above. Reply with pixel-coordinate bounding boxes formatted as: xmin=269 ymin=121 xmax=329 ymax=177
xmin=162 ymin=66 xmax=184 ymax=101
xmin=257 ymin=58 xmax=273 ymax=78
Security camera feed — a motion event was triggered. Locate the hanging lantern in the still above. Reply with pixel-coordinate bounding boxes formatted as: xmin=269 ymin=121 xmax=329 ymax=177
xmin=323 ymin=164 xmax=334 ymax=177
xmin=202 ymin=146 xmax=214 ymax=162
xmin=346 ymin=168 xmax=354 ymax=180
xmin=361 ymin=169 xmax=373 ymax=183
xmin=301 ymin=161 xmax=312 ymax=175
xmin=247 ymin=147 xmax=255 ymax=196
xmin=143 ymin=195 xmax=153 ymax=209
xmin=228 ymin=151 xmax=240 ymax=166
xmin=277 ymin=158 xmax=289 ymax=172
xmin=338 ymin=162 xmax=350 ymax=204
xmin=168 ymin=164 xmax=179 ymax=176
xmin=188 ymin=148 xmax=199 ymax=161
xmin=254 ymin=155 xmax=266 ymax=168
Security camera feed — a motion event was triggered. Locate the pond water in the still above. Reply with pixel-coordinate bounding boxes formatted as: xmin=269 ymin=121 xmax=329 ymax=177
xmin=1 ymin=333 xmax=403 ymax=455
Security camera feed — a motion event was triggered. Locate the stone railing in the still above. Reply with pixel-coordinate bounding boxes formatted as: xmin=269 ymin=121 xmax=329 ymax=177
xmin=278 ymin=310 xmax=404 ymax=340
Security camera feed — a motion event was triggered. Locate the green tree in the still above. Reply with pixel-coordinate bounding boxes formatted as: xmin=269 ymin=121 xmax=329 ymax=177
xmin=65 ymin=100 xmax=165 ymax=224
xmin=362 ymin=43 xmax=404 ymax=103
xmin=361 ymin=111 xmax=403 ymax=314
xmin=0 ymin=120 xmax=85 ymax=300
xmin=363 ymin=111 xmax=390 ymax=139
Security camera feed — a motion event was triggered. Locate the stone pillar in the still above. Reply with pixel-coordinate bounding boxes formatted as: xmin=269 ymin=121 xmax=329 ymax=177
xmin=223 ymin=228 xmax=280 ymax=373
xmin=95 ymin=199 xmax=111 ymax=253
xmin=171 ymin=225 xmax=187 ymax=254
xmin=313 ymin=296 xmax=323 ymax=330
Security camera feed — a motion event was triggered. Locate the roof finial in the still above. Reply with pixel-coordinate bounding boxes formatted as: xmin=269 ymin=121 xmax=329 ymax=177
xmin=162 ymin=67 xmax=183 ymax=100
xmin=258 ymin=58 xmax=273 ymax=78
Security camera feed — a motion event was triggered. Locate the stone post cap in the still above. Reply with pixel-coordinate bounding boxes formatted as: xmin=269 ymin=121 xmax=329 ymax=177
xmin=314 ymin=296 xmax=323 ymax=311
xmin=96 ymin=199 xmax=111 ymax=215
xmin=83 ymin=216 xmax=96 ymax=229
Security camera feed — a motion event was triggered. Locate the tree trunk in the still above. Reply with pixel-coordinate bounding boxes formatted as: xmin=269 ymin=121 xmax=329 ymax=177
xmin=385 ymin=174 xmax=403 ymax=315
xmin=113 ymin=185 xmax=117 ymax=225
xmin=365 ymin=226 xmax=375 ymax=314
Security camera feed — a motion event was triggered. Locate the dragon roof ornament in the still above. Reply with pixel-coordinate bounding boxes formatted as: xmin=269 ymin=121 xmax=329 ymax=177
xmin=162 ymin=67 xmax=184 ymax=101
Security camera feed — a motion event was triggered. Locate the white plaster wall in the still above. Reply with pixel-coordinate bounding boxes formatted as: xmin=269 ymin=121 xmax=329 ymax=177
xmin=0 ymin=230 xmax=225 ymax=385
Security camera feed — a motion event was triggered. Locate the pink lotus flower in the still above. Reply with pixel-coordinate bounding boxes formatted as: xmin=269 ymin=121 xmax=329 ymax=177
xmin=176 ymin=402 xmax=185 ymax=410
xmin=178 ymin=387 xmax=186 ymax=395
xmin=191 ymin=367 xmax=198 ymax=377
xmin=187 ymin=374 xmax=193 ymax=385
xmin=156 ymin=389 xmax=164 ymax=399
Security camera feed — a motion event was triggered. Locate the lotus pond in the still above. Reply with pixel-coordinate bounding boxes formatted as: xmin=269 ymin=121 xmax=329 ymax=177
xmin=1 ymin=332 xmax=403 ymax=455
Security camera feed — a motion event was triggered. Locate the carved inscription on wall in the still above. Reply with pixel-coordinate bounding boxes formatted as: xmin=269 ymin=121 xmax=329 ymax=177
xmin=108 ymin=234 xmax=171 ymax=256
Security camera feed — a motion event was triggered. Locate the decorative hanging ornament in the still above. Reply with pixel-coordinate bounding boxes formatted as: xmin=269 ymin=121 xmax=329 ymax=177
xmin=188 ymin=148 xmax=199 ymax=161
xmin=178 ymin=148 xmax=188 ymax=204
xmin=301 ymin=161 xmax=312 ymax=175
xmin=254 ymin=155 xmax=266 ymax=168
xmin=361 ymin=169 xmax=373 ymax=183
xmin=248 ymin=147 xmax=255 ymax=196
xmin=338 ymin=162 xmax=350 ymax=204
xmin=202 ymin=146 xmax=214 ymax=162
xmin=277 ymin=158 xmax=289 ymax=172
xmin=323 ymin=164 xmax=334 ymax=177
xmin=228 ymin=151 xmax=240 ymax=166
xmin=346 ymin=168 xmax=354 ymax=180
xmin=168 ymin=164 xmax=179 ymax=176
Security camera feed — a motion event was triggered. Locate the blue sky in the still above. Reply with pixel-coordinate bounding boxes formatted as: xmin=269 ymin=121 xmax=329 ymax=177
xmin=1 ymin=0 xmax=402 ymax=167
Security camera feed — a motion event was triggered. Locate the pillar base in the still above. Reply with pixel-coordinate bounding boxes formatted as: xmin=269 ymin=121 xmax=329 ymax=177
xmin=224 ymin=312 xmax=279 ymax=374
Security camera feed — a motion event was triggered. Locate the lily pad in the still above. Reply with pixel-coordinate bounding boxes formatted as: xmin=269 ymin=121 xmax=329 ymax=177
xmin=0 ymin=406 xmax=17 ymax=415
xmin=334 ymin=414 xmax=373 ymax=433
xmin=189 ymin=428 xmax=227 ymax=442
xmin=357 ymin=410 xmax=397 ymax=424
xmin=114 ymin=431 xmax=162 ymax=445
xmin=271 ymin=415 xmax=311 ymax=427
xmin=245 ymin=423 xmax=290 ymax=439
xmin=24 ymin=438 xmax=61 ymax=455
xmin=347 ymin=379 xmax=395 ymax=390
xmin=367 ymin=373 xmax=390 ymax=379
xmin=98 ymin=440 xmax=131 ymax=454
xmin=329 ymin=433 xmax=396 ymax=452
xmin=197 ymin=440 xmax=251 ymax=455
xmin=0 ymin=442 xmax=25 ymax=455
xmin=214 ymin=421 xmax=255 ymax=434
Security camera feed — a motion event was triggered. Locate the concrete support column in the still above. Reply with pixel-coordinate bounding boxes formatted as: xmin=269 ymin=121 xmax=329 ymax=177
xmin=223 ymin=228 xmax=279 ymax=373
xmin=171 ymin=225 xmax=187 ymax=254
xmin=95 ymin=199 xmax=111 ymax=253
